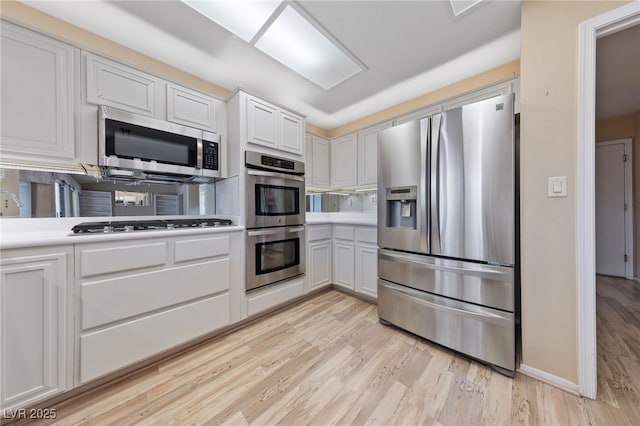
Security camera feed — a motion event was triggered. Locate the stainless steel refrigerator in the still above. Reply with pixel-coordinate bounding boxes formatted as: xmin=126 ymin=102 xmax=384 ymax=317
xmin=377 ymin=93 xmax=517 ymax=375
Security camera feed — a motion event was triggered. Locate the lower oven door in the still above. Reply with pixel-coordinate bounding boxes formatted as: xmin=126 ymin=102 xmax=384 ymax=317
xmin=246 ymin=225 xmax=305 ymax=291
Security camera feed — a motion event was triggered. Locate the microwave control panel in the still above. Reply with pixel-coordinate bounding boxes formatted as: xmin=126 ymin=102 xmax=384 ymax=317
xmin=202 ymin=141 xmax=219 ymax=170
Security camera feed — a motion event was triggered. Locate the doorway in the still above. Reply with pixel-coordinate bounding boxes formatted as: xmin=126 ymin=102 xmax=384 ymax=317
xmin=595 ymin=139 xmax=633 ymax=279
xmin=577 ymin=2 xmax=640 ymax=399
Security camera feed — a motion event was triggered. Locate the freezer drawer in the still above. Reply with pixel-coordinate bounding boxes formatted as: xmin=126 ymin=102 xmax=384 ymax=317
xmin=378 ymin=249 xmax=514 ymax=312
xmin=378 ymin=280 xmax=515 ymax=372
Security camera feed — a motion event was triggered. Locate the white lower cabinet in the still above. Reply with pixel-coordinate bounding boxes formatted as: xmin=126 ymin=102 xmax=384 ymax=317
xmin=246 ymin=276 xmax=305 ymax=317
xmin=0 ymin=246 xmax=73 ymax=413
xmin=355 ymin=227 xmax=379 ymax=298
xmin=75 ymin=232 xmax=240 ymax=384
xmin=308 ymin=224 xmax=378 ymax=298
xmin=332 ymin=226 xmax=356 ymax=291
xmin=306 ymin=225 xmax=332 ymax=291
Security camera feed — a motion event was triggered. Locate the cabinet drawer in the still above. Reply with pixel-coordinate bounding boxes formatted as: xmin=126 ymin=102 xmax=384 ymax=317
xmin=79 ymin=242 xmax=167 ymax=277
xmin=174 ymin=236 xmax=229 ymax=263
xmin=356 ymin=227 xmax=377 ymax=244
xmin=333 ymin=226 xmax=355 ymax=241
xmin=247 ymin=277 xmax=304 ymax=317
xmin=307 ymin=226 xmax=332 ymax=242
xmin=378 ymin=280 xmax=514 ymax=371
xmin=80 ymin=293 xmax=230 ymax=383
xmin=82 ymin=258 xmax=230 ymax=329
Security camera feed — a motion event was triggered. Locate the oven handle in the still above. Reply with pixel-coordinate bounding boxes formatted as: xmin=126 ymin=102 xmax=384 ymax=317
xmin=247 ymin=169 xmax=305 ymax=182
xmin=247 ymin=226 xmax=305 ymax=237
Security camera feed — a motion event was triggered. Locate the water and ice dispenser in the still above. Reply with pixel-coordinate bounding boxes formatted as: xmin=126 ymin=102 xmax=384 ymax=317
xmin=385 ymin=186 xmax=417 ymax=229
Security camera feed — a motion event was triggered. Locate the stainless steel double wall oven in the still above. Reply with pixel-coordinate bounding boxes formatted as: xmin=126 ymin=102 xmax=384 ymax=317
xmin=245 ymin=151 xmax=305 ymax=291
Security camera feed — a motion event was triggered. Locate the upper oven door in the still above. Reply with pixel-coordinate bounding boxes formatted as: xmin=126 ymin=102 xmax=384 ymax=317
xmin=246 ymin=169 xmax=305 ymax=228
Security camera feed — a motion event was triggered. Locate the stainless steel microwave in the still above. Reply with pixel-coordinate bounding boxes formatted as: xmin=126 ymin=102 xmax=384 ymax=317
xmin=99 ymin=106 xmax=220 ymax=182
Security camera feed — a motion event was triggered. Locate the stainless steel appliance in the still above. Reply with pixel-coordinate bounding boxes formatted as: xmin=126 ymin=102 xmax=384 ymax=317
xmin=99 ymin=106 xmax=220 ymax=183
xmin=246 ymin=225 xmax=306 ymax=291
xmin=377 ymin=93 xmax=517 ymax=375
xmin=245 ymin=151 xmax=305 ymax=228
xmin=245 ymin=150 xmax=305 ymax=291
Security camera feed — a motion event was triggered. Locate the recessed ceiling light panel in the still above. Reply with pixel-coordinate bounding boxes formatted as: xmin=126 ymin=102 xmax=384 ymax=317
xmin=255 ymin=6 xmax=364 ymax=90
xmin=182 ymin=0 xmax=281 ymax=42
xmin=450 ymin=0 xmax=483 ymax=16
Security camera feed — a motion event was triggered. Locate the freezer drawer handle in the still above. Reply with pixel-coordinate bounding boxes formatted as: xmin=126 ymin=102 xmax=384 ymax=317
xmin=378 ymin=249 xmax=511 ymax=281
xmin=380 ymin=281 xmax=511 ymax=325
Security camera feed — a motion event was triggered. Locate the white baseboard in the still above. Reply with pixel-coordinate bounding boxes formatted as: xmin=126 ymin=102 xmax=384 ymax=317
xmin=633 ymin=277 xmax=640 ymax=284
xmin=518 ymin=364 xmax=581 ymax=396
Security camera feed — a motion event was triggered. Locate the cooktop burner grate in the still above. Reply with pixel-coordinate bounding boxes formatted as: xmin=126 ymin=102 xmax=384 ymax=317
xmin=71 ymin=218 xmax=233 ymax=234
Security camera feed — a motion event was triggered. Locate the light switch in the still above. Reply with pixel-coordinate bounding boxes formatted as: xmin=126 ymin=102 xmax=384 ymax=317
xmin=547 ymin=176 xmax=567 ymax=198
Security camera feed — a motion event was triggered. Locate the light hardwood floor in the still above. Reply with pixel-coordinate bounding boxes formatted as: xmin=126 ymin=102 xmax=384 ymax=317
xmin=10 ymin=277 xmax=640 ymax=425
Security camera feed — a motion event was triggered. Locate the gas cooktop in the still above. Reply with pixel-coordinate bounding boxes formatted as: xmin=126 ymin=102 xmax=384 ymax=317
xmin=71 ymin=218 xmax=233 ymax=234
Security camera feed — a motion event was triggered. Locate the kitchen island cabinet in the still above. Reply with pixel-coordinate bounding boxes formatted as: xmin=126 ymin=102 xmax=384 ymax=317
xmin=0 ymin=246 xmax=74 ymax=413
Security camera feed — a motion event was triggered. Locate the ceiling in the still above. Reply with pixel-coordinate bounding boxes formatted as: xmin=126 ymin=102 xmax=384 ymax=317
xmin=596 ymin=24 xmax=640 ymax=120
xmin=21 ymin=0 xmax=522 ymax=129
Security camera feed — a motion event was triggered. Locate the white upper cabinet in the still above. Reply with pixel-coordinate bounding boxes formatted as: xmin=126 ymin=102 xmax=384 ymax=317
xmin=0 ymin=22 xmax=81 ymax=169
xmin=331 ymin=133 xmax=358 ymax=188
xmin=279 ymin=109 xmax=304 ymax=154
xmin=357 ymin=121 xmax=391 ymax=187
xmin=166 ymin=83 xmax=221 ymax=132
xmin=85 ymin=53 xmax=159 ymax=117
xmin=306 ymin=134 xmax=330 ymax=189
xmin=247 ymin=95 xmax=278 ymax=148
xmin=245 ymin=93 xmax=304 ymax=156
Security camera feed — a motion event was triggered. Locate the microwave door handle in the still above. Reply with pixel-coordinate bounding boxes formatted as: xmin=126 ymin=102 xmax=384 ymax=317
xmin=247 ymin=169 xmax=305 ymax=182
xmin=196 ymin=139 xmax=203 ymax=169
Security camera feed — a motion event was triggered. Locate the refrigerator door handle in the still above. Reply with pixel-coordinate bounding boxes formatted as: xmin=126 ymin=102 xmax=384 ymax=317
xmin=430 ymin=114 xmax=442 ymax=253
xmin=420 ymin=118 xmax=429 ymax=253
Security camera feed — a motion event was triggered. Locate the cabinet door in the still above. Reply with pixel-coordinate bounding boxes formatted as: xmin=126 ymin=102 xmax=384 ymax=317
xmin=356 ymin=243 xmax=378 ymax=298
xmin=331 ymin=133 xmax=358 ymax=188
xmin=1 ymin=22 xmax=77 ymax=163
xmin=0 ymin=250 xmax=71 ymax=411
xmin=358 ymin=122 xmax=391 ymax=187
xmin=308 ymin=241 xmax=332 ymax=290
xmin=247 ymin=96 xmax=278 ymax=148
xmin=305 ymin=133 xmax=314 ymax=184
xmin=312 ymin=136 xmax=330 ymax=188
xmin=166 ymin=83 xmax=217 ymax=132
xmin=333 ymin=241 xmax=355 ymax=290
xmin=86 ymin=54 xmax=158 ymax=116
xmin=279 ymin=109 xmax=304 ymax=155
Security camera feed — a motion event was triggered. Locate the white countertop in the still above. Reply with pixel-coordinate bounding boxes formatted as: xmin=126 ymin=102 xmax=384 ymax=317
xmin=0 ymin=217 xmax=244 ymax=250
xmin=305 ymin=212 xmax=377 ymax=226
